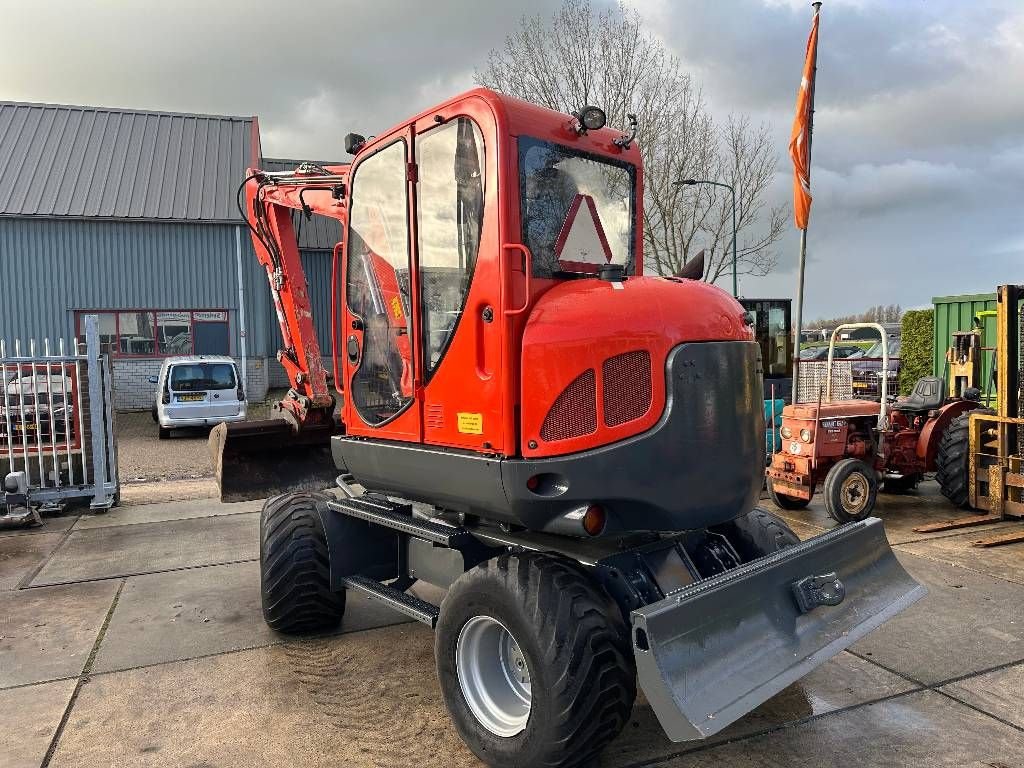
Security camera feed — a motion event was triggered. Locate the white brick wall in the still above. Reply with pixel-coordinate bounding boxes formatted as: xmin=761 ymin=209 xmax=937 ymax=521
xmin=111 ymin=359 xmax=164 ymax=411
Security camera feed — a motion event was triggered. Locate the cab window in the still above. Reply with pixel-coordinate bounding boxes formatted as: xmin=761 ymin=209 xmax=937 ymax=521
xmin=346 ymin=141 xmax=414 ymax=426
xmin=416 ymin=117 xmax=485 ymax=374
xmin=519 ymin=137 xmax=634 ymax=278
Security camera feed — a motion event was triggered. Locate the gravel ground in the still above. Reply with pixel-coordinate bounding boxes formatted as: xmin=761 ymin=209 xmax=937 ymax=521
xmin=116 ymin=389 xmax=288 ymax=484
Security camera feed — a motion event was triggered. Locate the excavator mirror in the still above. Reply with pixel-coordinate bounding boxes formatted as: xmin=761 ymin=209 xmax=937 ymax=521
xmin=344 ymin=133 xmax=366 ymax=155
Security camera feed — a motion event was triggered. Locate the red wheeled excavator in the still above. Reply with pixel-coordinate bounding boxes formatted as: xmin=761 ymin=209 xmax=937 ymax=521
xmin=211 ymin=88 xmax=924 ymax=768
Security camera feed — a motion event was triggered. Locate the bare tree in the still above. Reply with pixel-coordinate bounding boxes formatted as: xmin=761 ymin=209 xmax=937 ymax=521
xmin=476 ymin=0 xmax=787 ymax=283
xmin=808 ymin=304 xmax=904 ymax=329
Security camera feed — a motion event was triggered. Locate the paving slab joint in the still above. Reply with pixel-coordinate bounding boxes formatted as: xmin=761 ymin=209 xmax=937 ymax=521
xmin=39 ymin=578 xmax=126 ymax=768
xmin=16 ymin=525 xmax=77 ymax=590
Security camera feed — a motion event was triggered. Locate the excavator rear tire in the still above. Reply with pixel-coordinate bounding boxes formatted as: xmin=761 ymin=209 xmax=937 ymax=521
xmin=715 ymin=506 xmax=801 ymax=562
xmin=936 ymin=409 xmax=993 ymax=508
xmin=435 ymin=552 xmax=635 ymax=768
xmin=260 ymin=491 xmax=345 ymax=633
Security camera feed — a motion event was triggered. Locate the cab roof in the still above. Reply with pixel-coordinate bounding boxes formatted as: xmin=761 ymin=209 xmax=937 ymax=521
xmin=356 ymin=87 xmax=642 ymax=167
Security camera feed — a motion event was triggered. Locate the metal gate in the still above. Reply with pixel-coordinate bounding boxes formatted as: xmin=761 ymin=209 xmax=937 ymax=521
xmin=2 ymin=315 xmax=118 ymax=517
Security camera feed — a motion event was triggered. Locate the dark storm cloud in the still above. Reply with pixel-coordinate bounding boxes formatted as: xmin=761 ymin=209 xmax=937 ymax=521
xmin=2 ymin=0 xmax=1021 ymax=316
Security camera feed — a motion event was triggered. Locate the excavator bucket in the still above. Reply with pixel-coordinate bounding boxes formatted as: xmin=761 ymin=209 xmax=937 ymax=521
xmin=631 ymin=518 xmax=925 ymax=741
xmin=210 ymin=420 xmax=340 ymax=503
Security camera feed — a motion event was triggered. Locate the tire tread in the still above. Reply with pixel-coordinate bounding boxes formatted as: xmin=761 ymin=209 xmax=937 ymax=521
xmin=936 ymin=409 xmax=991 ymax=508
xmin=260 ymin=491 xmax=345 ymax=633
xmin=438 ymin=553 xmax=635 ymax=768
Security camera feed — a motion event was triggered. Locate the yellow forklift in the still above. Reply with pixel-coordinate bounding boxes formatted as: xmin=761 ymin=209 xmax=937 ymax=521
xmin=920 ymin=284 xmax=1024 ymax=546
xmin=946 ymin=309 xmax=996 ymax=405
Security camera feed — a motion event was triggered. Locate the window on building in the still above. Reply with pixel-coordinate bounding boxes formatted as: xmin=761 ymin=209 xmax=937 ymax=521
xmin=157 ymin=312 xmax=192 ymax=354
xmin=75 ymin=310 xmax=229 ymax=357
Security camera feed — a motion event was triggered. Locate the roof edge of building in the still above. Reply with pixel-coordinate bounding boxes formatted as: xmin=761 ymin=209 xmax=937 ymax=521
xmin=0 ymin=99 xmax=255 ymax=123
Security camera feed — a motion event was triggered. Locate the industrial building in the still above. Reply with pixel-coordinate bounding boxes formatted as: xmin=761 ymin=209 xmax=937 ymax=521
xmin=0 ymin=100 xmax=338 ymax=408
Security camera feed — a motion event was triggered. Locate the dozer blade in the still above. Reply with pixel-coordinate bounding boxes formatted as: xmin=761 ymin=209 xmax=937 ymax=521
xmin=631 ymin=518 xmax=925 ymax=742
xmin=209 ymin=420 xmax=340 ymax=503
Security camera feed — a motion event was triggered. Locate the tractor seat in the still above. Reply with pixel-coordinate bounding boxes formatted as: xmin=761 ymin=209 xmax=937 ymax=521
xmin=893 ymin=376 xmax=945 ymax=413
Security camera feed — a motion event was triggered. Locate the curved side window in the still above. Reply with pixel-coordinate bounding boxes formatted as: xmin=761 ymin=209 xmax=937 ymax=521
xmin=416 ymin=117 xmax=485 ymax=375
xmin=346 ymin=141 xmax=413 ymax=426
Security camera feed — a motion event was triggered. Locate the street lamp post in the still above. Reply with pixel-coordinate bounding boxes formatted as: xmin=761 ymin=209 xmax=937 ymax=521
xmin=675 ymin=178 xmax=738 ymax=297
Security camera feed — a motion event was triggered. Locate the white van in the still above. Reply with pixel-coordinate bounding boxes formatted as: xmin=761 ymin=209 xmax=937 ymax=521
xmin=149 ymin=356 xmax=246 ymax=439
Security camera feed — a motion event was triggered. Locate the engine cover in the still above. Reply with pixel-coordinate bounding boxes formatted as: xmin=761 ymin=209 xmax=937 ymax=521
xmin=520 ymin=275 xmax=752 ymax=458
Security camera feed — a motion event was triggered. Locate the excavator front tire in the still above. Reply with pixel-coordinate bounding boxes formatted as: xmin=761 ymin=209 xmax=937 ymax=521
xmin=260 ymin=491 xmax=345 ymax=633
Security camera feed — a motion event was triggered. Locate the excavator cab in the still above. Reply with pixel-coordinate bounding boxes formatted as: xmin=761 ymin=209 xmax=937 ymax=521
xmin=212 ymin=89 xmax=924 ymax=767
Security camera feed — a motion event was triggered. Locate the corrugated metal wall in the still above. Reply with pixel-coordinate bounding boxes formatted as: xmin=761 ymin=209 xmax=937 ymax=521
xmin=0 ymin=217 xmax=272 ymax=355
xmin=0 ymin=216 xmax=336 ymax=368
xmin=932 ymin=292 xmax=997 ymax=380
xmin=300 ymin=249 xmax=334 ymax=352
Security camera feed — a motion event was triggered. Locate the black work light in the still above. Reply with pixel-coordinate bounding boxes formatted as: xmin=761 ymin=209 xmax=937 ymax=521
xmin=578 ymin=106 xmax=606 ymax=131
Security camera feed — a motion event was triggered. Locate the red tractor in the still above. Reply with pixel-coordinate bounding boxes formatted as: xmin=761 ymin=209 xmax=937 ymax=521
xmin=767 ymin=324 xmax=982 ymax=522
xmin=212 ymin=90 xmax=923 ymax=768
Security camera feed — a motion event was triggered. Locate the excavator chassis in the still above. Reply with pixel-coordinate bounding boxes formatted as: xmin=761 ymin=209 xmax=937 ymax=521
xmin=308 ymin=486 xmax=924 ymax=743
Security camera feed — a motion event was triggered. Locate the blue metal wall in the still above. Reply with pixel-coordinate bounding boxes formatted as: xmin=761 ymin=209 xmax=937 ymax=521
xmin=0 ymin=216 xmax=335 ymax=361
xmin=0 ymin=217 xmax=269 ymax=352
xmin=299 ymin=249 xmax=334 ymax=352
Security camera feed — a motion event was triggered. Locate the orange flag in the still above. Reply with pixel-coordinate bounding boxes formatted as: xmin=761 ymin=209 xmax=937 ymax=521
xmin=789 ymin=6 xmax=820 ymax=230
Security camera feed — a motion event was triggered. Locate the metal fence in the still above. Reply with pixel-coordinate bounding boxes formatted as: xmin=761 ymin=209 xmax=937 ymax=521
xmin=796 ymin=360 xmax=854 ymax=404
xmin=1 ymin=315 xmax=118 ymax=512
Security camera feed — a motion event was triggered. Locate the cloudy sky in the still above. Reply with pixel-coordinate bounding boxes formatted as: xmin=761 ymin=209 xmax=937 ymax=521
xmin=2 ymin=0 xmax=1021 ymax=318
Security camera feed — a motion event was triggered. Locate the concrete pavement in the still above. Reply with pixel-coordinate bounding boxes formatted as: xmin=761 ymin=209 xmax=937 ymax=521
xmin=1 ymin=482 xmax=1022 ymax=767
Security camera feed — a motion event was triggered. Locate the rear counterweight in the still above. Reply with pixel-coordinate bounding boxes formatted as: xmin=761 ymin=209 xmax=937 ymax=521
xmin=335 ymin=340 xmax=765 ymax=534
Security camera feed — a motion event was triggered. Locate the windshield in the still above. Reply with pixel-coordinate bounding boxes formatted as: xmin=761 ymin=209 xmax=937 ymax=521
xmin=519 ymin=137 xmax=635 ymax=278
xmin=864 ymin=339 xmax=900 ymax=357
xmin=169 ymin=363 xmax=236 ymax=391
xmin=5 ymin=375 xmax=72 ymax=404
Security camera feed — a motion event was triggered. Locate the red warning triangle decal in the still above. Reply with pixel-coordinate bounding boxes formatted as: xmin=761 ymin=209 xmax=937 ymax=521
xmin=554 ymin=193 xmax=613 ymax=272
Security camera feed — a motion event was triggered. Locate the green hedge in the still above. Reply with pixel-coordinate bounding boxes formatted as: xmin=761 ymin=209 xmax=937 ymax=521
xmin=899 ymin=309 xmax=934 ymax=395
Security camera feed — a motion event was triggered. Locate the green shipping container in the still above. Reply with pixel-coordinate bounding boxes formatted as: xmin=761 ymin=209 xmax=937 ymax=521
xmin=932 ymin=292 xmax=997 ymax=390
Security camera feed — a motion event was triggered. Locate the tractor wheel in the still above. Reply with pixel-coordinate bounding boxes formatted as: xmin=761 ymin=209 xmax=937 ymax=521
xmin=151 ymin=405 xmax=158 ymax=423
xmin=936 ymin=409 xmax=993 ymax=508
xmin=714 ymin=506 xmax=800 ymax=562
xmin=767 ymin=481 xmax=812 ymax=510
xmin=435 ymin=552 xmax=635 ymax=768
xmin=260 ymin=491 xmax=345 ymax=633
xmin=823 ymin=459 xmax=878 ymax=523
xmin=882 ymin=473 xmax=922 ymax=494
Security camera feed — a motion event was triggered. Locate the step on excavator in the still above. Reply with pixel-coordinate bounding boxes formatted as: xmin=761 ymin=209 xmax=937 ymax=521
xmin=210 ymin=88 xmax=924 ymax=767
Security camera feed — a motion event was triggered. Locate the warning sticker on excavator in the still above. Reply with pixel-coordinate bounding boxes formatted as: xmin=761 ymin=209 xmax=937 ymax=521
xmin=390 ymin=296 xmax=404 ymax=321
xmin=457 ymin=412 xmax=483 ymax=434
xmin=554 ymin=193 xmax=613 ymax=272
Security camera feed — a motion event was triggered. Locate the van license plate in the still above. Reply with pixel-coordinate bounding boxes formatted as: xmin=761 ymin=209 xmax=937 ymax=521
xmin=178 ymin=393 xmax=205 ymax=402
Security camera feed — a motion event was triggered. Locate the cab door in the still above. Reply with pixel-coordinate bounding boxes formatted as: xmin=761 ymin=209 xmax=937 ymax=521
xmin=341 ymin=132 xmax=421 ymax=442
xmin=411 ymin=100 xmax=506 ymax=453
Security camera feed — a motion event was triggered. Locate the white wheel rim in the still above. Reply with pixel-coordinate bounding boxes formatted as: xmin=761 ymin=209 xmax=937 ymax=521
xmin=456 ymin=615 xmax=532 ymax=737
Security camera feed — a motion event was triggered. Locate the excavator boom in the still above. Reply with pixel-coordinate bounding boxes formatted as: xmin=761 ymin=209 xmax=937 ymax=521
xmin=211 ymin=163 xmax=349 ymax=501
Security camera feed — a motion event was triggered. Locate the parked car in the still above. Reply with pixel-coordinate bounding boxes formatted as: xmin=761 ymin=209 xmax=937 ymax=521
xmin=149 ymin=356 xmax=246 ymax=439
xmin=798 ymin=344 xmax=865 ymax=361
xmin=0 ymin=371 xmax=75 ymax=445
xmin=851 ymin=338 xmax=901 ymax=399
